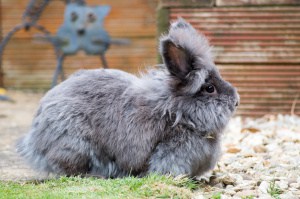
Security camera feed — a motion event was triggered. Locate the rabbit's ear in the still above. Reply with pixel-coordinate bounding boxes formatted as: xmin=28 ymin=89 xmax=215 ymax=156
xmin=170 ymin=18 xmax=195 ymax=32
xmin=161 ymin=39 xmax=193 ymax=80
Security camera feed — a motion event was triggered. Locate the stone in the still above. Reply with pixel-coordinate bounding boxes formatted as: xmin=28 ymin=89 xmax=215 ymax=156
xmin=292 ymin=190 xmax=300 ymax=196
xmin=257 ymin=194 xmax=273 ymax=199
xmin=193 ymin=194 xmax=205 ymax=199
xmin=258 ymin=181 xmax=269 ymax=194
xmin=214 ymin=183 xmax=224 ymax=189
xmin=253 ymin=145 xmax=267 ymax=153
xmin=236 ymin=180 xmax=256 ymax=189
xmin=226 ymin=185 xmax=234 ymax=189
xmin=220 ymin=195 xmax=231 ymax=199
xmin=235 ymin=190 xmax=256 ymax=197
xmin=224 ymin=188 xmax=236 ymax=196
xmin=288 ymin=178 xmax=297 ymax=185
xmin=275 ymin=180 xmax=289 ymax=190
xmin=289 ymin=183 xmax=300 ymax=189
xmin=265 ymin=143 xmax=279 ymax=152
xmin=297 ymin=177 xmax=300 ymax=184
xmin=219 ymin=174 xmax=244 ymax=186
xmin=241 ymin=174 xmax=253 ymax=181
xmin=227 ymin=147 xmax=241 ymax=153
xmin=280 ymin=192 xmax=298 ymax=199
xmin=243 ymin=134 xmax=267 ymax=147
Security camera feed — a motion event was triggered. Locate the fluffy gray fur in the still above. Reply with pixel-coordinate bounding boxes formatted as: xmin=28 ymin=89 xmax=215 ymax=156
xmin=16 ymin=18 xmax=239 ymax=178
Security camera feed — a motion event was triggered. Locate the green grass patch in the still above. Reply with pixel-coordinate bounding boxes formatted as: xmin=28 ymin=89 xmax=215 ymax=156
xmin=211 ymin=192 xmax=222 ymax=199
xmin=267 ymin=180 xmax=283 ymax=199
xmin=0 ymin=174 xmax=197 ymax=199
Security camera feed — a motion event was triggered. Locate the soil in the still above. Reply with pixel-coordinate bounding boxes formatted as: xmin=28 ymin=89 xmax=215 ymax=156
xmin=0 ymin=90 xmax=44 ymax=181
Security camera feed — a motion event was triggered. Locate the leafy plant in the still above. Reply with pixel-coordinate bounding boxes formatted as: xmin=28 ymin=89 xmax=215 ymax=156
xmin=211 ymin=192 xmax=222 ymax=199
xmin=242 ymin=195 xmax=254 ymax=199
xmin=267 ymin=180 xmax=283 ymax=199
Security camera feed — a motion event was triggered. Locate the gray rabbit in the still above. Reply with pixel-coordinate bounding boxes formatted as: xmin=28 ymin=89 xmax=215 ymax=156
xmin=17 ymin=19 xmax=239 ymax=178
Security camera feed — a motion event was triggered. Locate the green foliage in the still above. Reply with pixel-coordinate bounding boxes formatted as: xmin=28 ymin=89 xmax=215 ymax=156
xmin=211 ymin=192 xmax=222 ymax=199
xmin=0 ymin=174 xmax=197 ymax=199
xmin=242 ymin=195 xmax=254 ymax=199
xmin=267 ymin=180 xmax=283 ymax=199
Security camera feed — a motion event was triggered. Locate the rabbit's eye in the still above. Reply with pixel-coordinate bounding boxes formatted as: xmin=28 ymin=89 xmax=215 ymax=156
xmin=205 ymin=84 xmax=215 ymax=93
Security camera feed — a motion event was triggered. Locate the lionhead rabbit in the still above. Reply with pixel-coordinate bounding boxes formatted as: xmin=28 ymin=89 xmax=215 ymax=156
xmin=17 ymin=19 xmax=239 ymax=178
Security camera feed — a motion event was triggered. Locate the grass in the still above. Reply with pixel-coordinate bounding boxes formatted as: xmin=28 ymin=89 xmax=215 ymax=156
xmin=211 ymin=192 xmax=221 ymax=199
xmin=242 ymin=196 xmax=254 ymax=199
xmin=267 ymin=180 xmax=283 ymax=199
xmin=0 ymin=174 xmax=198 ymax=199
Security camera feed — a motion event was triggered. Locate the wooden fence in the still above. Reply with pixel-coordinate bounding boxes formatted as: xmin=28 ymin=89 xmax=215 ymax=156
xmin=0 ymin=0 xmax=158 ymax=89
xmin=1 ymin=0 xmax=300 ymax=117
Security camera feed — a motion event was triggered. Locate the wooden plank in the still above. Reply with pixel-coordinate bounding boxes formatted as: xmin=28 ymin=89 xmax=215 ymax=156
xmin=1 ymin=0 xmax=159 ymax=89
xmin=2 ymin=37 xmax=157 ymax=89
xmin=160 ymin=0 xmax=213 ymax=8
xmin=2 ymin=0 xmax=158 ymax=38
xmin=216 ymin=0 xmax=300 ymax=6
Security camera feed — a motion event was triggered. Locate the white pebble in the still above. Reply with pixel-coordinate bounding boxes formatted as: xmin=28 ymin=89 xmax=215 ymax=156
xmin=257 ymin=193 xmax=273 ymax=199
xmin=280 ymin=192 xmax=298 ymax=199
xmin=290 ymin=183 xmax=300 ymax=189
xmin=297 ymin=176 xmax=300 ymax=184
xmin=275 ymin=180 xmax=289 ymax=190
xmin=193 ymin=194 xmax=205 ymax=199
xmin=258 ymin=181 xmax=269 ymax=194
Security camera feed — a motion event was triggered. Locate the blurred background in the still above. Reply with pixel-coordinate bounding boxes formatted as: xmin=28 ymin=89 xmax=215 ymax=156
xmin=0 ymin=0 xmax=299 ymax=117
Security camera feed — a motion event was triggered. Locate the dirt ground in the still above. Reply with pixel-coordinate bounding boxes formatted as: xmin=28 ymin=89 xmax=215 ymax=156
xmin=0 ymin=90 xmax=299 ymax=198
xmin=0 ymin=90 xmax=45 ymax=181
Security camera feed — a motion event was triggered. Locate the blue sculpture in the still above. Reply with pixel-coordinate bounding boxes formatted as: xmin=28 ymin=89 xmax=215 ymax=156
xmin=51 ymin=3 xmax=112 ymax=87
xmin=57 ymin=3 xmax=111 ymax=55
xmin=0 ymin=0 xmax=129 ymax=88
xmin=0 ymin=0 xmax=86 ymax=88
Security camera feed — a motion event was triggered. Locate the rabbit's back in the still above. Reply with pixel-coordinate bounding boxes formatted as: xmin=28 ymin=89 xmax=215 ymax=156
xmin=17 ymin=69 xmax=140 ymax=176
xmin=17 ymin=19 xmax=239 ymax=178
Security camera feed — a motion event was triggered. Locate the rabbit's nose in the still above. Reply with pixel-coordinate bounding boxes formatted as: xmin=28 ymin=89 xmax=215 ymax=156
xmin=235 ymin=101 xmax=239 ymax=107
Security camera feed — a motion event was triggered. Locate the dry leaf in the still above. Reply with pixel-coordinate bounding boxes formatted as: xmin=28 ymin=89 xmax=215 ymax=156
xmin=241 ymin=127 xmax=260 ymax=134
xmin=227 ymin=147 xmax=241 ymax=153
xmin=243 ymin=153 xmax=254 ymax=158
xmin=263 ymin=160 xmax=270 ymax=167
xmin=253 ymin=146 xmax=267 ymax=153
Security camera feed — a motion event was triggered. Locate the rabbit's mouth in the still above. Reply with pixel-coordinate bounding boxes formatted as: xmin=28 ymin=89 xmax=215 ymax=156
xmin=224 ymin=95 xmax=239 ymax=114
xmin=228 ymin=104 xmax=237 ymax=114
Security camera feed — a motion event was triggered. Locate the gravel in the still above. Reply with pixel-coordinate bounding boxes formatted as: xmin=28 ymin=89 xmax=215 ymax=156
xmin=1 ymin=90 xmax=299 ymax=198
xmin=196 ymin=114 xmax=300 ymax=198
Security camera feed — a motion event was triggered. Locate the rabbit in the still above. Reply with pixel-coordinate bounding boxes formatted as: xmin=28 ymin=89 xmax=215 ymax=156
xmin=16 ymin=18 xmax=239 ymax=178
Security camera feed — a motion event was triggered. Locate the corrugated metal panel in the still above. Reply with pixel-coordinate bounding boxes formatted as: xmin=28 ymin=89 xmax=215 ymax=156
xmin=0 ymin=0 xmax=3 ymax=87
xmin=216 ymin=0 xmax=300 ymax=6
xmin=1 ymin=0 xmax=158 ymax=89
xmin=170 ymin=6 xmax=300 ymax=117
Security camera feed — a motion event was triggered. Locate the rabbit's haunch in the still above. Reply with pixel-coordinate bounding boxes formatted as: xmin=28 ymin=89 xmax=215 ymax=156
xmin=17 ymin=18 xmax=239 ymax=178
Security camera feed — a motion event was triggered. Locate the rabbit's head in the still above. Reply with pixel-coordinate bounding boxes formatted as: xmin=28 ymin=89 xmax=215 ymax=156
xmin=160 ymin=18 xmax=239 ymax=134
